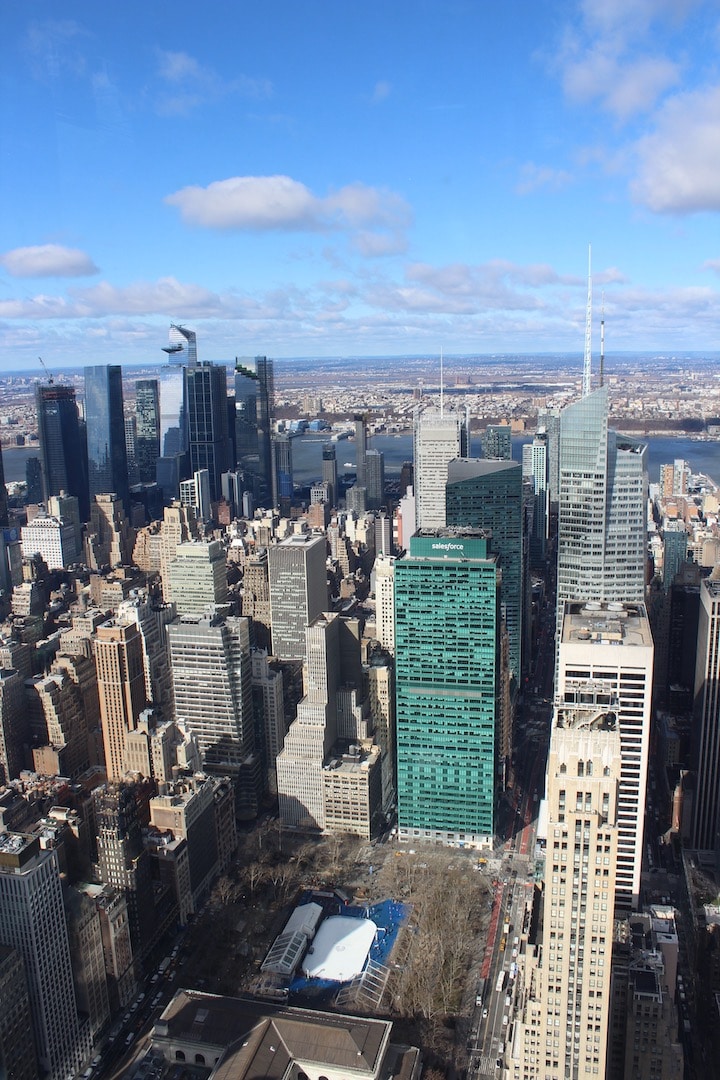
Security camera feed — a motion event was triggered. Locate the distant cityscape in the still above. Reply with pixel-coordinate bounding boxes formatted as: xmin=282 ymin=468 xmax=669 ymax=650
xmin=0 ymin=331 xmax=719 ymax=1080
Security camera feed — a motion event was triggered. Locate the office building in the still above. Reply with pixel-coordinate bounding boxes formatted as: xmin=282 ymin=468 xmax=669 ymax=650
xmin=184 ymin=361 xmax=231 ymax=502
xmin=166 ymin=539 xmax=228 ymax=616
xmin=394 ymin=531 xmax=498 ymax=846
xmin=0 ymin=943 xmax=38 ymax=1080
xmin=117 ymin=594 xmax=176 ymax=717
xmin=446 ymin=458 xmax=523 ymax=682
xmin=84 ymin=365 xmax=129 ymax=511
xmin=241 ymin=550 xmax=272 ymax=649
xmin=662 ymin=523 xmax=688 ymax=590
xmin=84 ymin=491 xmax=135 ymax=569
xmin=268 ymin=533 xmax=328 ymax=660
xmin=94 ymin=620 xmax=147 ymax=782
xmin=25 ymin=669 xmax=88 ymax=779
xmin=64 ymin=886 xmax=111 ymax=1044
xmin=0 ymin=834 xmax=83 ymax=1080
xmin=537 ymin=407 xmax=561 ymax=506
xmin=367 ymin=650 xmax=396 ymax=814
xmin=557 ymin=387 xmax=647 ymax=616
xmin=168 ymin=613 xmax=259 ymax=816
xmin=271 ymin=433 xmax=293 ymax=514
xmin=276 ymin=613 xmax=340 ymax=830
xmin=21 ymin=513 xmax=78 ymax=569
xmin=528 ymin=432 xmax=549 ymax=563
xmin=412 ymin=407 xmax=467 ymax=530
xmin=322 ymin=443 xmax=338 ymax=507
xmin=690 ymin=577 xmax=720 ymax=849
xmin=0 ymin=667 xmax=28 ymax=783
xmin=135 ymin=379 xmax=161 ymax=483
xmin=519 ymin=701 xmax=621 ymax=1080
xmin=94 ymin=785 xmax=155 ymax=959
xmin=373 ymin=553 xmax=396 ymax=654
xmin=251 ymin=649 xmax=285 ymax=794
xmin=481 ymin=423 xmax=512 ymax=460
xmin=233 ymin=356 xmax=273 ymax=503
xmin=179 ymin=468 xmax=212 ymax=522
xmin=365 ymin=448 xmax=385 ymax=509
xmin=35 ymin=383 xmax=88 ymax=520
xmin=149 ymin=774 xmax=235 ymax=912
xmin=558 ymin=600 xmax=654 ymax=913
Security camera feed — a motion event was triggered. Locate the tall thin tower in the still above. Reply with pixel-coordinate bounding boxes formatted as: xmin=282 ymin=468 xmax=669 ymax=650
xmin=582 ymin=244 xmax=592 ymax=397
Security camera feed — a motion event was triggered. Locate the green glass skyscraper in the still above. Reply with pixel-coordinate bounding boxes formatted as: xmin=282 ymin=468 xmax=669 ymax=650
xmin=446 ymin=458 xmax=523 ymax=681
xmin=394 ymin=530 xmax=498 ymax=846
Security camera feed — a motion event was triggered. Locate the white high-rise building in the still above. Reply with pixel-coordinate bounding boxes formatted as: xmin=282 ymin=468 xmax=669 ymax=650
xmin=374 ymin=554 xmax=396 ymax=654
xmin=519 ymin=700 xmax=621 ymax=1080
xmin=412 ymin=408 xmax=467 ymax=530
xmin=557 ymin=600 xmax=653 ymax=913
xmin=268 ymin=532 xmax=328 ymax=659
xmin=21 ymin=514 xmax=79 ymax=569
xmin=0 ymin=834 xmax=84 ymax=1080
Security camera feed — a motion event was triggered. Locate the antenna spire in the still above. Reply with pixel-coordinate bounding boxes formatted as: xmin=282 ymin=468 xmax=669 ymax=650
xmin=582 ymin=244 xmax=592 ymax=397
xmin=600 ymin=291 xmax=605 ymax=389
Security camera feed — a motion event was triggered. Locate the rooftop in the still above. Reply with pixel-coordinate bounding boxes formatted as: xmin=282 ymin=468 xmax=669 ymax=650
xmin=561 ymin=600 xmax=653 ymax=648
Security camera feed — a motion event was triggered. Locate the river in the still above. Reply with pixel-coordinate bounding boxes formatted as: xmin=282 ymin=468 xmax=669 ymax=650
xmin=5 ymin=432 xmax=720 ymax=489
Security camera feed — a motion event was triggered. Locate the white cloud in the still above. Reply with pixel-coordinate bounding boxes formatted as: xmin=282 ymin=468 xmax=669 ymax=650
xmin=0 ymin=244 xmax=99 ymax=278
xmin=631 ymin=85 xmax=720 ymax=212
xmin=155 ymin=50 xmax=272 ymax=115
xmin=563 ymin=48 xmax=679 ymax=120
xmin=165 ymin=175 xmax=412 ymax=254
xmin=24 ymin=19 xmax=90 ymax=82
xmin=516 ymin=163 xmax=574 ymax=195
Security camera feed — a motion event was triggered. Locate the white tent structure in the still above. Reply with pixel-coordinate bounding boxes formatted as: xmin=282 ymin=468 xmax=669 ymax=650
xmin=301 ymin=915 xmax=377 ymax=982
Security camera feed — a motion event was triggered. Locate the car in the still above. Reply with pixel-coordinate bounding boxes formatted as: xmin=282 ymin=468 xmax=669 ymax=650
xmin=482 ymin=1008 xmax=488 ymax=1018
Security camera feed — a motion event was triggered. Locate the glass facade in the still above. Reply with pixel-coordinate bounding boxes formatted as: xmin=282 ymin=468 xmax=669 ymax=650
xmin=184 ymin=361 xmax=231 ymax=502
xmin=446 ymin=459 xmax=523 ymax=681
xmin=134 ymin=379 xmax=161 ymax=483
xmin=36 ymin=383 xmax=88 ymax=520
xmin=394 ymin=532 xmax=498 ymax=841
xmin=84 ymin=365 xmax=129 ymax=512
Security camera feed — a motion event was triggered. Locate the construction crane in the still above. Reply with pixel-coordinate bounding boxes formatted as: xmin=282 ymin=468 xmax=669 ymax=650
xmin=38 ymin=357 xmax=54 ymax=385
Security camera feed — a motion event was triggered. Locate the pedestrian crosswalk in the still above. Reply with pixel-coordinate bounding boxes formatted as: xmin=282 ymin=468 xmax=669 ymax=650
xmin=475 ymin=1055 xmax=497 ymax=1076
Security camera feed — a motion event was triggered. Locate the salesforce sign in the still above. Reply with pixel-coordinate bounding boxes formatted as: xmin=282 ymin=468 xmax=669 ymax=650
xmin=409 ymin=533 xmax=489 ymax=560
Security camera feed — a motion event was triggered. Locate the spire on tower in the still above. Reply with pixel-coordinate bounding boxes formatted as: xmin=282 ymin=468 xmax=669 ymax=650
xmin=582 ymin=245 xmax=592 ymax=397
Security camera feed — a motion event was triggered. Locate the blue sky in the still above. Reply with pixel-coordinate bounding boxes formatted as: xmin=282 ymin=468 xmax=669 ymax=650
xmin=2 ymin=0 xmax=720 ymax=369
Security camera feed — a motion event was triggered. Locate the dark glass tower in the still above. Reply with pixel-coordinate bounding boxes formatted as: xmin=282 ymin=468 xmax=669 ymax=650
xmin=233 ymin=356 xmax=273 ymax=504
xmin=36 ymin=383 xmax=89 ymax=520
xmin=321 ymin=443 xmax=338 ymax=507
xmin=134 ymin=380 xmax=161 ymax=483
xmin=184 ymin=361 xmax=231 ymax=503
xmin=271 ymin=434 xmax=293 ymax=516
xmin=84 ymin=366 xmax=129 ymax=511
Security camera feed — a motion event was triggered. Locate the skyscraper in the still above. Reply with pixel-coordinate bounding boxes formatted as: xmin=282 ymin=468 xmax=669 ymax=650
xmin=95 ymin=620 xmax=147 ymax=782
xmin=322 ymin=443 xmax=338 ymax=507
xmin=354 ymin=413 xmax=368 ymax=488
xmin=365 ymin=448 xmax=385 ymax=510
xmin=135 ymin=379 xmax=161 ymax=483
xmin=36 ymin=383 xmax=89 ymax=520
xmin=0 ymin=834 xmax=83 ymax=1080
xmin=690 ymin=577 xmax=720 ymax=849
xmin=271 ymin=433 xmax=293 ymax=515
xmin=557 ymin=599 xmax=654 ymax=913
xmin=184 ymin=361 xmax=231 ymax=503
xmin=168 ymin=613 xmax=259 ymax=815
xmin=557 ymin=387 xmax=647 ymax=616
xmin=166 ymin=539 xmax=228 ymax=616
xmin=481 ymin=423 xmax=512 ymax=460
xmin=519 ymin=700 xmax=621 ymax=1080
xmin=412 ymin=408 xmax=467 ymax=530
xmin=528 ymin=432 xmax=549 ymax=563
xmin=84 ymin=365 xmax=129 ymax=511
xmin=446 ymin=458 xmax=523 ymax=682
xmin=268 ymin=533 xmax=328 ymax=660
xmin=394 ymin=530 xmax=498 ymax=845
